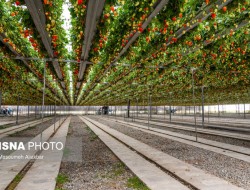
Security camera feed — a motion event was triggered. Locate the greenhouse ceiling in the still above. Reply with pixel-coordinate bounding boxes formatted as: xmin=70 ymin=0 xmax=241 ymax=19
xmin=0 ymin=0 xmax=249 ymax=106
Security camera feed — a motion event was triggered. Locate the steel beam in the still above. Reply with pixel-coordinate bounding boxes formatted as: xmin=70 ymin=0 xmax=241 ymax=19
xmin=24 ymin=0 xmax=53 ymax=56
xmin=78 ymin=61 xmax=93 ymax=81
xmin=78 ymin=0 xmax=105 ymax=82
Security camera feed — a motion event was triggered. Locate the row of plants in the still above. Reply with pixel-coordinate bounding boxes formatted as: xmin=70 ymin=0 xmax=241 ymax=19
xmin=0 ymin=55 xmax=56 ymax=105
xmin=0 ymin=1 xmax=68 ymax=105
xmin=80 ymin=0 xmax=249 ymax=105
xmin=77 ymin=0 xmax=216 ymax=102
xmin=0 ymin=0 xmax=76 ymax=105
xmin=76 ymin=0 xmax=165 ymax=103
xmin=0 ymin=0 xmax=249 ymax=105
xmin=83 ymin=29 xmax=248 ymax=105
xmin=42 ymin=0 xmax=75 ymax=104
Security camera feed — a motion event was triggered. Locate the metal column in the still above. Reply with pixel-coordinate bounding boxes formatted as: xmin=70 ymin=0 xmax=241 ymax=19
xmin=169 ymin=93 xmax=172 ymax=122
xmin=164 ymin=105 xmax=166 ymax=119
xmin=184 ymin=103 xmax=187 ymax=116
xmin=28 ymin=101 xmax=30 ymax=118
xmin=201 ymin=86 xmax=205 ymax=127
xmin=127 ymin=99 xmax=130 ymax=118
xmin=147 ymin=89 xmax=150 ymax=128
xmin=238 ymin=102 xmax=240 ymax=116
xmin=192 ymin=69 xmax=197 ymax=142
xmin=244 ymin=103 xmax=246 ymax=119
xmin=217 ymin=99 xmax=220 ymax=117
xmin=0 ymin=90 xmax=2 ymax=110
xmin=16 ymin=95 xmax=20 ymax=124
xmin=136 ymin=98 xmax=139 ymax=118
xmin=149 ymin=95 xmax=152 ymax=120
xmin=54 ymin=104 xmax=56 ymax=132
xmin=115 ymin=106 xmax=117 ymax=118
xmin=42 ymin=62 xmax=46 ymax=121
xmin=169 ymin=105 xmax=172 ymax=122
xmin=40 ymin=62 xmax=46 ymax=143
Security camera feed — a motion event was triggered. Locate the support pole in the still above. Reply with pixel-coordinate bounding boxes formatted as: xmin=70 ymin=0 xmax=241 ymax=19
xmin=238 ymin=101 xmax=240 ymax=116
xmin=217 ymin=99 xmax=220 ymax=117
xmin=164 ymin=105 xmax=166 ymax=119
xmin=184 ymin=102 xmax=187 ymax=116
xmin=28 ymin=100 xmax=30 ymax=118
xmin=40 ymin=62 xmax=46 ymax=143
xmin=244 ymin=103 xmax=246 ymax=119
xmin=148 ymin=89 xmax=150 ymax=128
xmin=201 ymin=86 xmax=205 ymax=127
xmin=192 ymin=69 xmax=197 ymax=142
xmin=127 ymin=99 xmax=130 ymax=118
xmin=169 ymin=104 xmax=172 ymax=122
xmin=16 ymin=95 xmax=20 ymax=124
xmin=54 ymin=90 xmax=57 ymax=132
xmin=169 ymin=93 xmax=172 ymax=122
xmin=0 ymin=90 xmax=2 ymax=110
xmin=149 ymin=95 xmax=152 ymax=120
xmin=136 ymin=98 xmax=139 ymax=118
xmin=115 ymin=106 xmax=117 ymax=118
xmin=42 ymin=62 xmax=46 ymax=121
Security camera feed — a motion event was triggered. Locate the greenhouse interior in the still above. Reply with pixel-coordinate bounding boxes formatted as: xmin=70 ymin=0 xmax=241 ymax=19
xmin=0 ymin=0 xmax=249 ymax=190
